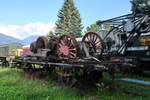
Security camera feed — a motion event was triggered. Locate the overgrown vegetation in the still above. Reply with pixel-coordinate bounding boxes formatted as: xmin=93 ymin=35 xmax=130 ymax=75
xmin=96 ymin=72 xmax=150 ymax=100
xmin=0 ymin=68 xmax=89 ymax=100
xmin=0 ymin=68 xmax=150 ymax=100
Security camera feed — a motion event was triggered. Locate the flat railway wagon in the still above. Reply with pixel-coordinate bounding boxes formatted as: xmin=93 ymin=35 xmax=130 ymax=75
xmin=13 ymin=34 xmax=117 ymax=86
xmin=0 ymin=43 xmax=22 ymax=67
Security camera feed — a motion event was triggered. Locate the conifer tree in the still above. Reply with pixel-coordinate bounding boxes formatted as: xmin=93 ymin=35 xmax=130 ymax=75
xmin=131 ymin=0 xmax=150 ymax=14
xmin=55 ymin=0 xmax=83 ymax=37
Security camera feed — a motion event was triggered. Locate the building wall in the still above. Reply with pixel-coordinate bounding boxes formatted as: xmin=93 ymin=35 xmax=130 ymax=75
xmin=0 ymin=43 xmax=23 ymax=57
xmin=8 ymin=43 xmax=23 ymax=55
xmin=0 ymin=45 xmax=8 ymax=57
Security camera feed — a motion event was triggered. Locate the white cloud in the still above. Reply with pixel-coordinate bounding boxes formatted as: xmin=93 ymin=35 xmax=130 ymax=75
xmin=0 ymin=22 xmax=55 ymax=40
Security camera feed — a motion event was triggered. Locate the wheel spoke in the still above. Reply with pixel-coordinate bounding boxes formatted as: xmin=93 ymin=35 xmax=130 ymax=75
xmin=70 ymin=52 xmax=76 ymax=57
xmin=89 ymin=33 xmax=92 ymax=40
xmin=69 ymin=55 xmax=74 ymax=58
xmin=59 ymin=43 xmax=63 ymax=47
xmin=58 ymin=51 xmax=63 ymax=55
xmin=60 ymin=40 xmax=64 ymax=45
xmin=67 ymin=38 xmax=71 ymax=46
xmin=69 ymin=48 xmax=76 ymax=51
xmin=63 ymin=37 xmax=67 ymax=45
xmin=93 ymin=36 xmax=98 ymax=43
xmin=95 ymin=40 xmax=100 ymax=45
xmin=69 ymin=44 xmax=74 ymax=48
xmin=92 ymin=34 xmax=95 ymax=41
xmin=87 ymin=36 xmax=90 ymax=41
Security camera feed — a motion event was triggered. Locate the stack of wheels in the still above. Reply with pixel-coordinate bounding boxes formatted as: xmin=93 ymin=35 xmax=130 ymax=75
xmin=56 ymin=34 xmax=79 ymax=86
xmin=24 ymin=32 xmax=104 ymax=86
xmin=81 ymin=32 xmax=104 ymax=85
xmin=23 ymin=36 xmax=49 ymax=73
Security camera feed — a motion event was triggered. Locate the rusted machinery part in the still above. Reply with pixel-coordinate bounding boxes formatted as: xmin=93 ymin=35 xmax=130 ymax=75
xmin=36 ymin=36 xmax=49 ymax=49
xmin=30 ymin=41 xmax=37 ymax=53
xmin=83 ymin=70 xmax=103 ymax=83
xmin=48 ymin=36 xmax=59 ymax=48
xmin=47 ymin=36 xmax=59 ymax=55
xmin=56 ymin=67 xmax=76 ymax=86
xmin=57 ymin=34 xmax=80 ymax=59
xmin=82 ymin=32 xmax=104 ymax=56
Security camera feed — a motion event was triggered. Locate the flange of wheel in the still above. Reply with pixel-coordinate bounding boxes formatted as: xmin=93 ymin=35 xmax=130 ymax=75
xmin=57 ymin=34 xmax=80 ymax=59
xmin=36 ymin=36 xmax=49 ymax=49
xmin=48 ymin=36 xmax=59 ymax=49
xmin=30 ymin=41 xmax=37 ymax=53
xmin=82 ymin=32 xmax=104 ymax=56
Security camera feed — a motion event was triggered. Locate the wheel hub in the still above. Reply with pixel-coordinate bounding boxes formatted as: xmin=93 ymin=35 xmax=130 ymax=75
xmin=59 ymin=45 xmax=70 ymax=56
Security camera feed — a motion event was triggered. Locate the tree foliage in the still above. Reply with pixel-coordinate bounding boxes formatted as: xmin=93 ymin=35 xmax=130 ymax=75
xmin=46 ymin=31 xmax=54 ymax=39
xmin=131 ymin=0 xmax=150 ymax=14
xmin=85 ymin=24 xmax=100 ymax=33
xmin=55 ymin=0 xmax=83 ymax=37
xmin=85 ymin=24 xmax=110 ymax=33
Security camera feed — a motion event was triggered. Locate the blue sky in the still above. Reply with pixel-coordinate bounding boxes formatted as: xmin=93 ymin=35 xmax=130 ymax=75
xmin=0 ymin=0 xmax=132 ymax=39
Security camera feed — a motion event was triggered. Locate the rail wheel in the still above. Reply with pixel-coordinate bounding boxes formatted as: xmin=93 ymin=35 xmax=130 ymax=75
xmin=2 ymin=61 xmax=9 ymax=67
xmin=82 ymin=32 xmax=104 ymax=56
xmin=30 ymin=41 xmax=37 ymax=53
xmin=23 ymin=63 xmax=33 ymax=73
xmin=57 ymin=34 xmax=79 ymax=59
xmin=36 ymin=36 xmax=49 ymax=49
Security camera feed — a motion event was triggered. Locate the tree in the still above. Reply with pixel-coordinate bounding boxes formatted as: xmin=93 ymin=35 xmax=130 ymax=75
xmin=85 ymin=24 xmax=101 ymax=33
xmin=46 ymin=31 xmax=54 ymax=39
xmin=55 ymin=0 xmax=83 ymax=37
xmin=85 ymin=24 xmax=110 ymax=33
xmin=131 ymin=0 xmax=150 ymax=14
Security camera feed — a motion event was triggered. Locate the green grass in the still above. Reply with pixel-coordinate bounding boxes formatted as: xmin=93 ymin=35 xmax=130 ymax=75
xmin=0 ymin=68 xmax=150 ymax=100
xmin=95 ymin=72 xmax=150 ymax=100
xmin=0 ymin=68 xmax=89 ymax=100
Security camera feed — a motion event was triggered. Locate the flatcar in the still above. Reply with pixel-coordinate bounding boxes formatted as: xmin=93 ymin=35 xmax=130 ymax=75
xmin=12 ymin=11 xmax=150 ymax=86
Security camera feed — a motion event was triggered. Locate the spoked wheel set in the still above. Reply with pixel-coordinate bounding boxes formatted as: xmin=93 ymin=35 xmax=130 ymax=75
xmin=14 ymin=32 xmax=105 ymax=86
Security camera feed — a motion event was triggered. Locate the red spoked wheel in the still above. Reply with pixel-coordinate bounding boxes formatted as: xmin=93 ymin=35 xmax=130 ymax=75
xmin=30 ymin=41 xmax=37 ymax=53
xmin=82 ymin=32 xmax=104 ymax=56
xmin=57 ymin=34 xmax=79 ymax=59
xmin=36 ymin=36 xmax=49 ymax=49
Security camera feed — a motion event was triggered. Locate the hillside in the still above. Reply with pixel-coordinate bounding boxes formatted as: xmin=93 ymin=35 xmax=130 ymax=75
xmin=0 ymin=33 xmax=21 ymax=44
xmin=0 ymin=33 xmax=40 ymax=45
xmin=22 ymin=35 xmax=40 ymax=45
